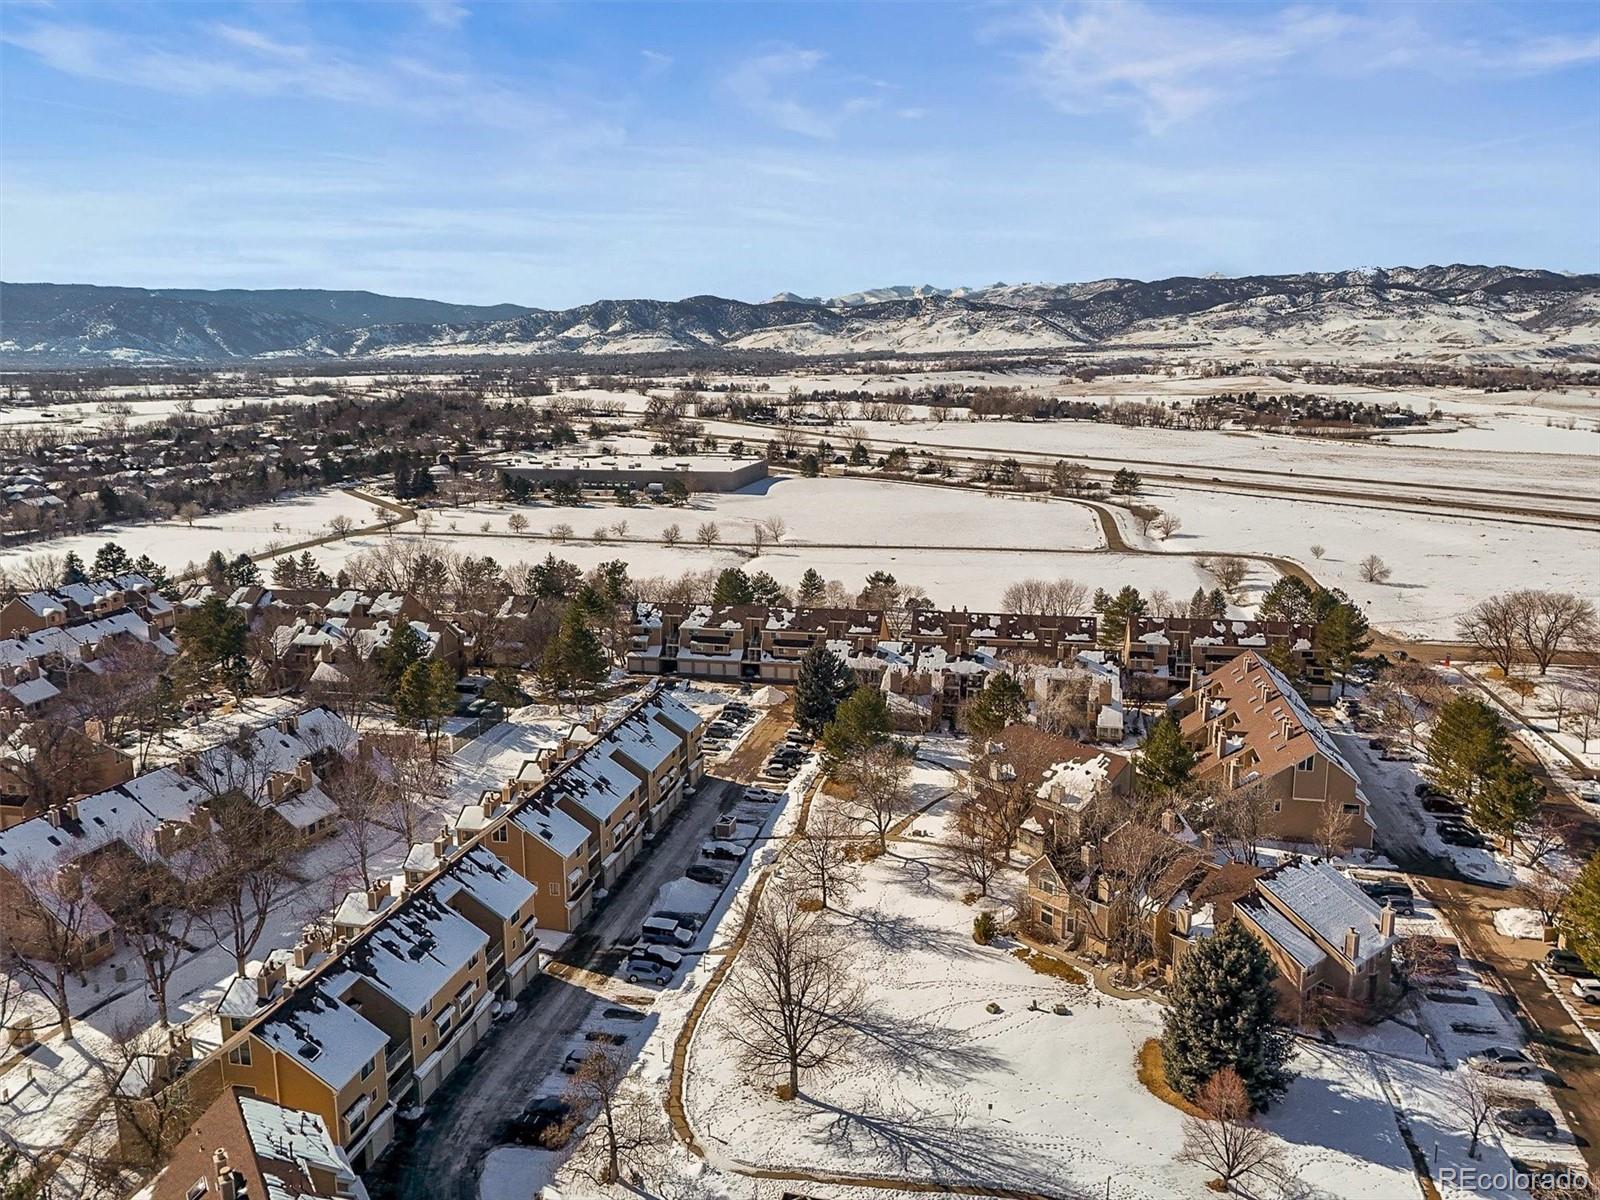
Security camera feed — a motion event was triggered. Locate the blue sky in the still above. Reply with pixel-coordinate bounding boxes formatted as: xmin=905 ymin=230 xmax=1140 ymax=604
xmin=2 ymin=1 xmax=1597 ymax=307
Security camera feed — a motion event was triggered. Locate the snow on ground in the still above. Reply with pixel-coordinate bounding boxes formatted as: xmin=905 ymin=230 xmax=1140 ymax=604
xmin=1493 ymin=908 xmax=1548 ymax=940
xmin=0 ymin=489 xmax=383 ymax=578
xmin=479 ymin=1147 xmax=559 ymax=1200
xmin=1119 ymin=484 xmax=1600 ymax=638
xmin=663 ymin=748 xmax=1471 ymax=1199
xmin=1462 ymin=665 xmax=1600 ymax=778
xmin=830 ymin=416 xmax=1600 ymax=501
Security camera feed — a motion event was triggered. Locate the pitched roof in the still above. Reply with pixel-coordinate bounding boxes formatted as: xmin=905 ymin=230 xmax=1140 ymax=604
xmin=1256 ymin=859 xmax=1394 ymax=968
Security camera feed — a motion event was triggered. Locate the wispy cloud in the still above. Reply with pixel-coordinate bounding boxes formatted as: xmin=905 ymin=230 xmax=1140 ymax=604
xmin=1008 ymin=2 xmax=1600 ymax=132
xmin=0 ymin=14 xmax=587 ymax=132
xmin=414 ymin=0 xmax=469 ymax=29
xmin=723 ymin=46 xmax=878 ymax=138
xmin=640 ymin=48 xmax=673 ymax=77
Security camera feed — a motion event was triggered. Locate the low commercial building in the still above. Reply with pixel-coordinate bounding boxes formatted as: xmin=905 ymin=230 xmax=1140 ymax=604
xmin=500 ymin=450 xmax=767 ymax=495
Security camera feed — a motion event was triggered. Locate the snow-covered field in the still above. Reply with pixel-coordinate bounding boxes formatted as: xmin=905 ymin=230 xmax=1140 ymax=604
xmin=0 ymin=489 xmax=383 ymax=578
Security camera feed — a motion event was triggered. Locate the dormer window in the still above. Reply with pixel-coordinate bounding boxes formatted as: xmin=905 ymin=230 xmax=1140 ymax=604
xmin=1297 ymin=756 xmax=1314 ymax=772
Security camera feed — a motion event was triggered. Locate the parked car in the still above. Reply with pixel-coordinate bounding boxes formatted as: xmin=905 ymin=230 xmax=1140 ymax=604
xmin=560 ymin=1051 xmax=588 ymax=1074
xmin=1571 ymin=979 xmax=1600 ymax=1004
xmin=785 ymin=729 xmax=813 ymax=745
xmin=743 ymin=787 xmax=780 ymax=802
xmin=1546 ymin=948 xmax=1593 ymax=977
xmin=623 ymin=960 xmax=673 ymax=985
xmin=642 ymin=916 xmax=694 ymax=947
xmin=1467 ymin=1047 xmax=1539 ymax=1078
xmin=686 ymin=864 xmax=729 ymax=885
xmin=1496 ymin=1105 xmax=1558 ymax=1137
xmin=1368 ymin=738 xmax=1387 ymax=751
xmin=1421 ymin=796 xmax=1464 ymax=815
xmin=510 ymin=1096 xmax=574 ymax=1148
xmin=702 ymin=840 xmax=744 ymax=861
xmin=630 ymin=944 xmax=684 ymax=969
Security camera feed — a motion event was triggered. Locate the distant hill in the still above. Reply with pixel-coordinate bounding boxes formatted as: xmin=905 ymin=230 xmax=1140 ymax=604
xmin=3 ymin=267 xmax=1596 ymax=366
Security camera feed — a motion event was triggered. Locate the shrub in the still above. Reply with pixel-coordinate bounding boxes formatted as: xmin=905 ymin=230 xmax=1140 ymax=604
xmin=973 ymin=911 xmax=997 ymax=944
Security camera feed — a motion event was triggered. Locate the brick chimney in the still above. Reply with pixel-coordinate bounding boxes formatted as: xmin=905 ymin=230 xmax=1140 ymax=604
xmin=1379 ymin=906 xmax=1396 ymax=937
xmin=214 ymin=1148 xmax=237 ymax=1200
xmin=1343 ymin=927 xmax=1361 ymax=961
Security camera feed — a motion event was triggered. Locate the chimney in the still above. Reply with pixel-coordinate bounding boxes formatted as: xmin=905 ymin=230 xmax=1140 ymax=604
xmin=1379 ymin=906 xmax=1396 ymax=938
xmin=215 ymin=1148 xmax=237 ymax=1200
xmin=296 ymin=760 xmax=314 ymax=788
xmin=1160 ymin=810 xmax=1178 ymax=835
xmin=1080 ymin=843 xmax=1095 ymax=871
xmin=1343 ymin=927 xmax=1361 ymax=961
xmin=257 ymin=957 xmax=286 ymax=1000
xmin=433 ymin=825 xmax=450 ymax=858
xmin=83 ymin=717 xmax=105 ymax=744
xmin=366 ymin=879 xmax=388 ymax=912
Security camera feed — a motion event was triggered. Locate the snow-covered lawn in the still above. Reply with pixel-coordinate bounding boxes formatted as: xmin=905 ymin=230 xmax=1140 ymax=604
xmin=1119 ymin=487 xmax=1600 ymax=640
xmin=1493 ymin=908 xmax=1549 ymax=941
xmin=0 ymin=489 xmax=384 ymax=578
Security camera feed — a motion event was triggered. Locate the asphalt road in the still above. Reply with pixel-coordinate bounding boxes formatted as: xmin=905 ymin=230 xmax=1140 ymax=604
xmin=370 ymin=704 xmax=792 ymax=1200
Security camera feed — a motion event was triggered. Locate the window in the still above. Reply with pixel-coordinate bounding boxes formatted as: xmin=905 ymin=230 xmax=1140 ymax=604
xmin=420 ymin=1000 xmax=431 ymax=1017
xmin=1039 ymin=907 xmax=1055 ymax=926
xmin=1271 ymin=801 xmax=1282 ymax=813
xmin=186 ymin=1180 xmax=207 ymax=1200
xmin=492 ymin=826 xmax=508 ymax=843
xmin=1342 ymin=803 xmax=1361 ymax=814
xmin=1037 ymin=878 xmax=1057 ymax=895
xmin=548 ymin=883 xmax=559 ymax=895
xmin=1297 ymin=756 xmax=1315 ymax=773
xmin=227 ymin=1041 xmax=252 ymax=1067
xmin=361 ymin=1056 xmax=376 ymax=1081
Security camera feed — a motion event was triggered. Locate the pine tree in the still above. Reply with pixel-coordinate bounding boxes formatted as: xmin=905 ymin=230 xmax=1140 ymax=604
xmin=1471 ymin=759 xmax=1542 ymax=847
xmin=822 ymin=687 xmax=891 ymax=761
xmin=1161 ymin=922 xmax=1294 ymax=1112
xmin=1186 ymin=587 xmax=1211 ymax=619
xmin=528 ymin=553 xmax=581 ymax=600
xmin=1097 ymin=585 xmax=1146 ymax=652
xmin=92 ymin=542 xmax=133 ymax=579
xmin=178 ymin=596 xmax=249 ymax=696
xmin=965 ymin=672 xmax=1027 ymax=740
xmin=556 ymin=608 xmax=609 ymax=699
xmin=712 ymin=567 xmax=755 ymax=606
xmin=1206 ymin=588 xmax=1228 ymax=618
xmin=60 ymin=552 xmax=87 ymax=586
xmin=1561 ymin=852 xmax=1600 ymax=972
xmin=132 ymin=554 xmax=172 ymax=595
xmin=1258 ymin=577 xmax=1316 ymax=624
xmin=204 ymin=550 xmax=229 ymax=588
xmin=795 ymin=645 xmax=855 ymax=735
xmin=394 ymin=659 xmax=459 ymax=761
xmin=380 ymin=620 xmax=430 ymax=690
xmin=797 ymin=568 xmax=826 ymax=606
xmin=1427 ymin=695 xmax=1508 ymax=801
xmin=1111 ymin=468 xmax=1142 ymax=496
xmin=1138 ymin=713 xmax=1195 ymax=791
xmin=1313 ymin=601 xmax=1371 ymax=696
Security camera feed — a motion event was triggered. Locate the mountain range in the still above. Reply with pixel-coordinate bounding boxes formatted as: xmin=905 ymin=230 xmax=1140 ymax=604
xmin=2 ymin=266 xmax=1596 ymax=367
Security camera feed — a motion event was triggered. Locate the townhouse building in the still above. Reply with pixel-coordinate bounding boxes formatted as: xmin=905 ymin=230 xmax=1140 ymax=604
xmin=973 ymin=724 xmax=1134 ymax=859
xmin=1124 ymin=617 xmax=1329 ymax=702
xmin=1177 ymin=651 xmax=1373 ymax=849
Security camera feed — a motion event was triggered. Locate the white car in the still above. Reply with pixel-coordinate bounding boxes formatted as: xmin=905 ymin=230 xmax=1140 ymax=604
xmin=1572 ymin=979 xmax=1600 ymax=1004
xmin=1467 ymin=1046 xmax=1539 ymax=1078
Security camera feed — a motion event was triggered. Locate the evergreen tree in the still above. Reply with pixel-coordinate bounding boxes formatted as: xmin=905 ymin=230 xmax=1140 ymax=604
xmin=590 ymin=559 xmax=631 ymax=605
xmin=528 ymin=553 xmax=581 ymax=600
xmin=379 ymin=620 xmax=430 ymax=690
xmin=799 ymin=453 xmax=820 ymax=477
xmin=795 ymin=645 xmax=855 ymax=735
xmin=225 ymin=553 xmax=260 ymax=589
xmin=1138 ymin=713 xmax=1195 ymax=791
xmin=1096 ymin=585 xmax=1146 ymax=652
xmin=394 ymin=659 xmax=459 ymax=761
xmin=748 ymin=571 xmax=786 ymax=605
xmin=1313 ymin=601 xmax=1371 ymax=696
xmin=1427 ymin=695 xmax=1508 ymax=801
xmin=1206 ymin=588 xmax=1228 ymax=618
xmin=177 ymin=596 xmax=249 ymax=696
xmin=1561 ymin=852 xmax=1600 ymax=972
xmin=544 ymin=606 xmax=609 ymax=700
xmin=712 ymin=567 xmax=756 ymax=606
xmin=965 ymin=672 xmax=1028 ymax=740
xmin=822 ymin=687 xmax=892 ymax=761
xmin=1258 ymin=576 xmax=1317 ymax=624
xmin=1471 ymin=759 xmax=1542 ymax=847
xmin=1161 ymin=922 xmax=1294 ymax=1112
xmin=97 ymin=484 xmax=123 ymax=519
xmin=60 ymin=552 xmax=87 ymax=586
xmin=92 ymin=542 xmax=134 ymax=579
xmin=1186 ymin=587 xmax=1211 ymax=620
xmin=797 ymin=568 xmax=826 ymax=606
xmin=132 ymin=554 xmax=172 ymax=595
xmin=664 ymin=478 xmax=690 ymax=506
xmin=1111 ymin=468 xmax=1142 ymax=495
xmin=204 ymin=549 xmax=229 ymax=588
xmin=849 ymin=442 xmax=870 ymax=466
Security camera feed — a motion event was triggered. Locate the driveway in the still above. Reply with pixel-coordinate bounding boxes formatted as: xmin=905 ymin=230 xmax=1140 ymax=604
xmin=370 ymin=701 xmax=791 ymax=1200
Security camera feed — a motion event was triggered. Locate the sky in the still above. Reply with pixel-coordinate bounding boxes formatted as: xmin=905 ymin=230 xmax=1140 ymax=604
xmin=2 ymin=0 xmax=1598 ymax=308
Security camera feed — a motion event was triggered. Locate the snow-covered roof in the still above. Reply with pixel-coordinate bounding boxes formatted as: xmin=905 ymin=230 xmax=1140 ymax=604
xmin=237 ymin=1094 xmax=354 ymax=1196
xmin=345 ymin=891 xmax=487 ymax=1013
xmin=1256 ymin=859 xmax=1394 ymax=968
xmin=433 ymin=846 xmax=535 ymax=921
xmin=255 ymin=985 xmax=387 ymax=1090
xmin=0 ymin=766 xmax=202 ymax=872
xmin=511 ymin=799 xmax=589 ymax=857
xmin=1240 ymin=897 xmax=1327 ymax=971
xmin=548 ymin=747 xmax=641 ymax=825
xmin=602 ymin=713 xmax=675 ymax=774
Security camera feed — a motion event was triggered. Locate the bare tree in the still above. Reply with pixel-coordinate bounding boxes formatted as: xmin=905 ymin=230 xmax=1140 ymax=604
xmin=1177 ymin=1068 xmax=1285 ymax=1192
xmin=190 ymin=783 xmax=302 ymax=976
xmin=327 ymin=514 xmax=355 ymax=538
xmin=786 ymin=801 xmax=861 ymax=910
xmin=756 ymin=516 xmax=788 ymax=545
xmin=94 ymin=835 xmax=206 ymax=1028
xmin=661 ymin=523 xmax=681 ymax=548
xmin=695 ymin=521 xmax=721 ymax=552
xmin=1358 ymin=554 xmax=1392 ymax=585
xmin=550 ymin=522 xmax=574 ymax=542
xmin=1152 ymin=513 xmax=1182 ymax=540
xmin=839 ymin=745 xmax=912 ymax=853
xmin=1449 ymin=1069 xmax=1494 ymax=1159
xmin=950 ymin=800 xmax=1007 ymax=898
xmin=1458 ymin=593 xmax=1523 ymax=675
xmin=1000 ymin=577 xmax=1089 ymax=617
xmin=561 ymin=1049 xmax=669 ymax=1186
xmin=1525 ymin=860 xmax=1575 ymax=926
xmin=323 ymin=753 xmax=390 ymax=889
xmin=3 ymin=854 xmax=103 ymax=1039
xmin=1313 ymin=801 xmax=1356 ymax=860
xmin=1208 ymin=556 xmax=1249 ymax=599
xmin=1204 ymin=778 xmax=1275 ymax=867
xmin=1516 ymin=591 xmax=1597 ymax=675
xmin=720 ymin=883 xmax=865 ymax=1099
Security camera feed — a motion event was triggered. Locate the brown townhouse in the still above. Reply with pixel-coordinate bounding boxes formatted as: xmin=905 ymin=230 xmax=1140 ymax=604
xmin=974 ymin=723 xmax=1134 ymax=859
xmin=1178 ymin=650 xmax=1373 ymax=849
